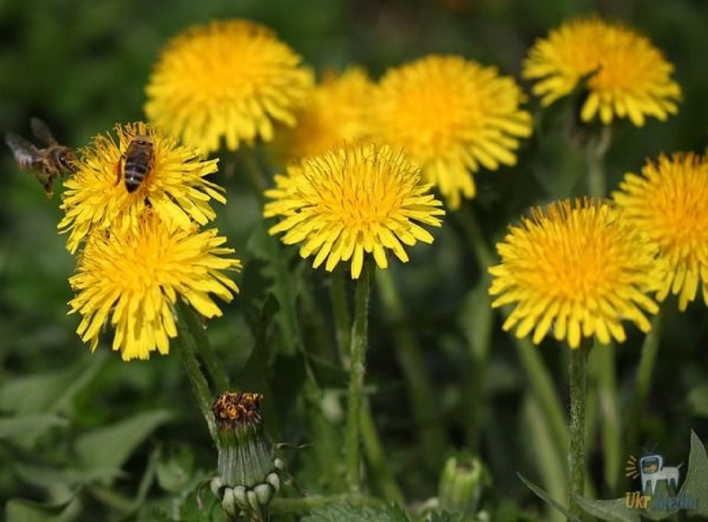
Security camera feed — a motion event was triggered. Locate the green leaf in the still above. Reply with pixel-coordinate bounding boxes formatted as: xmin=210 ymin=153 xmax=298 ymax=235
xmin=0 ymin=352 xmax=106 ymax=416
xmin=686 ymin=386 xmax=708 ymax=417
xmin=573 ymin=496 xmax=641 ymax=522
xmin=75 ymin=410 xmax=173 ymax=472
xmin=5 ymin=497 xmax=73 ymax=522
xmin=517 ymin=473 xmax=580 ymax=522
xmin=0 ymin=414 xmax=68 ymax=439
xmin=301 ymin=502 xmax=409 ymax=522
xmin=679 ymin=430 xmax=708 ymax=516
xmin=155 ymin=445 xmax=195 ymax=494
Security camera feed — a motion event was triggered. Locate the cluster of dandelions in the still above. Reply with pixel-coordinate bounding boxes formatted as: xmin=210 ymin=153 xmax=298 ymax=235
xmin=60 ymin=122 xmax=241 ymax=361
xmin=143 ymin=16 xmax=681 ymax=214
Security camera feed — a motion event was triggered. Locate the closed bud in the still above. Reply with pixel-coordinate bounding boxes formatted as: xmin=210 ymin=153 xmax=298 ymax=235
xmin=438 ymin=455 xmax=489 ymax=514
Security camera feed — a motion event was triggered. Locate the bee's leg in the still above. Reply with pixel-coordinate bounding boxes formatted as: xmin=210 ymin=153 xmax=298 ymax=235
xmin=43 ymin=181 xmax=54 ymax=198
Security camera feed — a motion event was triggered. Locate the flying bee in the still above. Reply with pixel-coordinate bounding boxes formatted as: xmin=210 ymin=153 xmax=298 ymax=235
xmin=116 ymin=135 xmax=155 ymax=193
xmin=5 ymin=117 xmax=77 ymax=197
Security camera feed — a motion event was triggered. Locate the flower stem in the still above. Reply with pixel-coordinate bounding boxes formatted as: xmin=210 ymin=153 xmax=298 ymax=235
xmin=376 ymin=269 xmax=445 ymax=472
xmin=331 ymin=267 xmax=402 ymax=500
xmin=626 ymin=312 xmax=662 ymax=454
xmin=458 ymin=204 xmax=495 ymax=268
xmin=345 ymin=262 xmax=373 ymax=494
xmin=583 ymin=124 xmax=622 ymax=492
xmin=330 ymin=269 xmax=352 ymax=367
xmin=174 ymin=302 xmax=216 ymax=439
xmin=360 ymin=398 xmax=405 ymax=503
xmin=239 ymin=148 xmax=268 ymax=205
xmin=585 ymin=125 xmax=612 ymax=198
xmin=568 ymin=339 xmax=591 ymax=518
xmin=513 ymin=335 xmax=568 ymax=458
xmin=178 ymin=300 xmax=230 ymax=393
xmin=589 ymin=342 xmax=621 ymax=492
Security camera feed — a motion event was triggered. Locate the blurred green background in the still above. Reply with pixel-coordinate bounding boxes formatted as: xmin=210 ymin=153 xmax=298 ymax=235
xmin=1 ymin=0 xmax=707 ymax=520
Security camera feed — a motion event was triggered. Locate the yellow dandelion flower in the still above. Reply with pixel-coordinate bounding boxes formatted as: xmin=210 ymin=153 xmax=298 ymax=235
xmin=264 ymin=142 xmax=445 ymax=279
xmin=59 ymin=122 xmax=224 ymax=254
xmin=523 ymin=17 xmax=681 ymax=127
xmin=69 ymin=212 xmax=241 ymax=361
xmin=489 ymin=198 xmax=661 ymax=348
xmin=367 ymin=55 xmax=532 ymax=209
xmin=613 ymin=153 xmax=708 ymax=311
xmin=145 ymin=19 xmax=314 ymax=153
xmin=271 ymin=67 xmax=374 ymax=163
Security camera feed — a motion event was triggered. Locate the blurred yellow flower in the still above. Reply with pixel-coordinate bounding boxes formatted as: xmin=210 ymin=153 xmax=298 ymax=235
xmin=271 ymin=67 xmax=373 ymax=164
xmin=69 ymin=212 xmax=241 ymax=361
xmin=613 ymin=153 xmax=708 ymax=310
xmin=367 ymin=55 xmax=532 ymax=209
xmin=59 ymin=122 xmax=223 ymax=254
xmin=523 ymin=17 xmax=681 ymax=126
xmin=489 ymin=199 xmax=661 ymax=348
xmin=145 ymin=19 xmax=313 ymax=153
xmin=264 ymin=142 xmax=444 ymax=279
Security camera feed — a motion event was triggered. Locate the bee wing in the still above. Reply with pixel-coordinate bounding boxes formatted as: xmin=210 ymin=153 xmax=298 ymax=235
xmin=5 ymin=133 xmax=40 ymax=165
xmin=30 ymin=117 xmax=58 ymax=145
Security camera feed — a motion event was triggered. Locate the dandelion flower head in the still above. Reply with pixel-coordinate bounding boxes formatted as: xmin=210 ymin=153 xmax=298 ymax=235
xmin=264 ymin=142 xmax=445 ymax=279
xmin=489 ymin=198 xmax=662 ymax=348
xmin=271 ymin=67 xmax=374 ymax=164
xmin=59 ymin=122 xmax=224 ymax=253
xmin=145 ymin=19 xmax=314 ymax=153
xmin=523 ymin=17 xmax=681 ymax=126
xmin=367 ymin=55 xmax=532 ymax=209
xmin=69 ymin=212 xmax=241 ymax=361
xmin=613 ymin=152 xmax=708 ymax=310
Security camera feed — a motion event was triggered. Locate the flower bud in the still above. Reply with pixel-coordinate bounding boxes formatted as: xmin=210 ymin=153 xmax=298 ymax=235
xmin=438 ymin=455 xmax=489 ymax=514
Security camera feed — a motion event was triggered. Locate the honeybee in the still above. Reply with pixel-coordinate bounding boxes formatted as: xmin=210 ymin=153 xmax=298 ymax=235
xmin=5 ymin=117 xmax=77 ymax=197
xmin=116 ymin=135 xmax=155 ymax=193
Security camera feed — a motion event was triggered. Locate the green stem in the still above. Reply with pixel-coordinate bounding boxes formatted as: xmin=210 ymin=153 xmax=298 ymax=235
xmin=240 ymin=148 xmax=268 ymax=205
xmin=174 ymin=303 xmax=216 ymax=440
xmin=376 ymin=269 xmax=445 ymax=471
xmin=330 ymin=269 xmax=352 ymax=367
xmin=590 ymin=341 xmax=621 ymax=492
xmin=626 ymin=312 xmax=662 ymax=454
xmin=345 ymin=262 xmax=373 ymax=493
xmin=568 ymin=339 xmax=591 ymax=518
xmin=178 ymin=300 xmax=230 ymax=393
xmin=585 ymin=125 xmax=612 ymax=198
xmin=514 ymin=335 xmax=568 ymax=457
xmin=457 ymin=204 xmax=497 ymax=452
xmin=331 ymin=267 xmax=403 ymax=500
xmin=458 ymin=204 xmax=495 ymax=268
xmin=583 ymin=124 xmax=622 ymax=493
xmin=360 ymin=398 xmax=405 ymax=503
